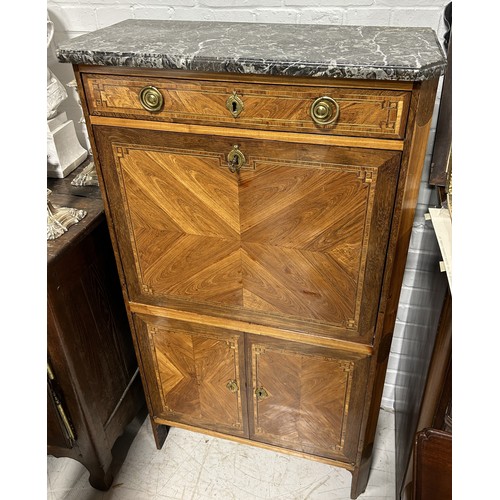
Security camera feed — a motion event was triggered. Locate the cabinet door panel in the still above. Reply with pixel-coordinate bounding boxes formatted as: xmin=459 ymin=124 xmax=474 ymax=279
xmin=247 ymin=335 xmax=370 ymax=463
xmin=134 ymin=315 xmax=248 ymax=437
xmin=94 ymin=126 xmax=399 ymax=341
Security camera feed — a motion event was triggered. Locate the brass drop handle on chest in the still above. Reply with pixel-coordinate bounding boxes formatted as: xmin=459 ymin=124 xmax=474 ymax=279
xmin=227 ymin=144 xmax=246 ymax=173
xmin=310 ymin=96 xmax=340 ymax=125
xmin=139 ymin=85 xmax=164 ymax=112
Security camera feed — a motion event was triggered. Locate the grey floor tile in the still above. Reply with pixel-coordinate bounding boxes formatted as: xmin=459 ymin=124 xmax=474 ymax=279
xmin=48 ymin=409 xmax=396 ymax=500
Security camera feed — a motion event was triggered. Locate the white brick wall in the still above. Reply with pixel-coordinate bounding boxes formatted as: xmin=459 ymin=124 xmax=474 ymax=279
xmin=47 ymin=1 xmax=450 ymax=40
xmin=47 ymin=1 xmax=450 ymax=410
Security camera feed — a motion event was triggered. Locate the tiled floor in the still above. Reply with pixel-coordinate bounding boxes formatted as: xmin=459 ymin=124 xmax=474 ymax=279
xmin=47 ymin=408 xmax=396 ymax=500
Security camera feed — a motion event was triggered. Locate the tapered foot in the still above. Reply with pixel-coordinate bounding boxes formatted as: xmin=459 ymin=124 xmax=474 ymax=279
xmin=150 ymin=416 xmax=170 ymax=450
xmin=88 ymin=466 xmax=114 ymax=491
xmin=350 ymin=445 xmax=373 ymax=499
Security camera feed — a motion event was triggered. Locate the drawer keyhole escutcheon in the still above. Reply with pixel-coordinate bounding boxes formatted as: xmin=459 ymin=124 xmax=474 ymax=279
xmin=255 ymin=387 xmax=269 ymax=401
xmin=310 ymin=96 xmax=340 ymax=126
xmin=226 ymin=91 xmax=244 ymax=118
xmin=226 ymin=380 xmax=239 ymax=393
xmin=139 ymin=86 xmax=164 ymax=112
xmin=227 ymin=144 xmax=246 ymax=173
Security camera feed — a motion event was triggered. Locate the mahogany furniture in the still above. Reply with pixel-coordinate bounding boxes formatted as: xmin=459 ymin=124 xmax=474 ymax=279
xmin=413 ymin=428 xmax=452 ymax=500
xmin=57 ymin=20 xmax=446 ymax=498
xmin=47 ymin=167 xmax=145 ymax=490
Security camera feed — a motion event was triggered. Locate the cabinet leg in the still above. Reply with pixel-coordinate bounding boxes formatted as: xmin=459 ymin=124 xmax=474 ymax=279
xmin=150 ymin=416 xmax=170 ymax=450
xmin=350 ymin=445 xmax=373 ymax=499
xmin=88 ymin=465 xmax=114 ymax=491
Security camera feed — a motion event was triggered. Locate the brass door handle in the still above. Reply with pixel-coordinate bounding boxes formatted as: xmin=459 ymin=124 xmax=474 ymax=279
xmin=226 ymin=380 xmax=239 ymax=393
xmin=227 ymin=144 xmax=246 ymax=173
xmin=139 ymin=86 xmax=164 ymax=112
xmin=310 ymin=96 xmax=340 ymax=125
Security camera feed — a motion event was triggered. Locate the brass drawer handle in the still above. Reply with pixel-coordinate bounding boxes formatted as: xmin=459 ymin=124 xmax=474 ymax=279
xmin=226 ymin=91 xmax=244 ymax=118
xmin=226 ymin=380 xmax=239 ymax=393
xmin=139 ymin=85 xmax=164 ymax=112
xmin=227 ymin=144 xmax=246 ymax=173
xmin=255 ymin=387 xmax=269 ymax=401
xmin=310 ymin=96 xmax=340 ymax=125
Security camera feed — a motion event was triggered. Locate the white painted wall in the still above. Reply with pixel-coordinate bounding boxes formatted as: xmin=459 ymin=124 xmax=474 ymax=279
xmin=47 ymin=0 xmax=450 ymax=410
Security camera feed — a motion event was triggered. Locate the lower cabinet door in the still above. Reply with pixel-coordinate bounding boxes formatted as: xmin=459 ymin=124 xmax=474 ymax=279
xmin=134 ymin=314 xmax=248 ymax=438
xmin=246 ymin=335 xmax=370 ymax=463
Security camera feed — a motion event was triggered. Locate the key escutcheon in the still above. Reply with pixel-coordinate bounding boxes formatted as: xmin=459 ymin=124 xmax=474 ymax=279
xmin=255 ymin=387 xmax=269 ymax=401
xmin=227 ymin=144 xmax=246 ymax=173
xmin=226 ymin=91 xmax=244 ymax=118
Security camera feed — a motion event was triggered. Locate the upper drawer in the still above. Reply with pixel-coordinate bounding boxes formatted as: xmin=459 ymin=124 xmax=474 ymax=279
xmin=82 ymin=74 xmax=411 ymax=139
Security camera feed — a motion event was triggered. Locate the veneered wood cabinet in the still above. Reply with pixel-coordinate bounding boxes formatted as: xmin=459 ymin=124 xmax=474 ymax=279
xmin=71 ymin=64 xmax=439 ymax=498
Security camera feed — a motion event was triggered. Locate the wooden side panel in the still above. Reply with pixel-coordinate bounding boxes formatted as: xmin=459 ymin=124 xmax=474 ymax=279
xmin=134 ymin=315 xmax=248 ymax=438
xmin=413 ymin=429 xmax=452 ymax=500
xmin=247 ymin=335 xmax=370 ymax=463
xmin=83 ymin=74 xmax=410 ymax=139
xmin=350 ymin=78 xmax=440 ymax=499
xmin=47 ymin=215 xmax=139 ymax=437
xmin=93 ymin=126 xmax=400 ymax=341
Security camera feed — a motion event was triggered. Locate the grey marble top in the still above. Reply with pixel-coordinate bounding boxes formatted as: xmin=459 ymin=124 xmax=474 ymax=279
xmin=57 ymin=19 xmax=446 ymax=81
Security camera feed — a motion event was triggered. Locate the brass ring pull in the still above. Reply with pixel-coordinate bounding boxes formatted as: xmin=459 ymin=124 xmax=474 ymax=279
xmin=227 ymin=145 xmax=246 ymax=173
xmin=139 ymin=86 xmax=164 ymax=112
xmin=255 ymin=387 xmax=269 ymax=401
xmin=310 ymin=96 xmax=340 ymax=126
xmin=226 ymin=380 xmax=239 ymax=393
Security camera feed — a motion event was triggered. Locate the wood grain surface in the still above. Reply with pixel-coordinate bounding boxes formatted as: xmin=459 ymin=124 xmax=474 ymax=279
xmin=93 ymin=126 xmax=400 ymax=341
xmin=134 ymin=314 xmax=248 ymax=438
xmin=84 ymin=73 xmax=410 ymax=139
xmin=247 ymin=335 xmax=369 ymax=463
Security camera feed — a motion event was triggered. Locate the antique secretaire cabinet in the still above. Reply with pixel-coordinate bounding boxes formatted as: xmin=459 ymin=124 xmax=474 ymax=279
xmin=57 ymin=20 xmax=446 ymax=498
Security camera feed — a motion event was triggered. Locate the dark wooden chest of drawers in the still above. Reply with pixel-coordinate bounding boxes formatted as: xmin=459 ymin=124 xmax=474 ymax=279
xmin=47 ymin=174 xmax=145 ymax=489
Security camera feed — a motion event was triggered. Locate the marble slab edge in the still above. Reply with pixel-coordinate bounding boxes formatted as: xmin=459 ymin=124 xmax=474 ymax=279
xmin=56 ymin=20 xmax=447 ymax=82
xmin=57 ymin=51 xmax=445 ymax=81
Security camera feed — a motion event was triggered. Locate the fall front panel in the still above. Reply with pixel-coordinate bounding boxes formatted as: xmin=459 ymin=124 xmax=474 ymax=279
xmin=94 ymin=126 xmax=399 ymax=340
